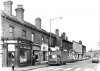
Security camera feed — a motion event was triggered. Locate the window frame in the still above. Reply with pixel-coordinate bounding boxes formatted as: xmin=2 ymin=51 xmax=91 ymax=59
xmin=31 ymin=33 xmax=34 ymax=42
xmin=42 ymin=36 xmax=44 ymax=43
xmin=22 ymin=30 xmax=26 ymax=39
xmin=9 ymin=26 xmax=14 ymax=37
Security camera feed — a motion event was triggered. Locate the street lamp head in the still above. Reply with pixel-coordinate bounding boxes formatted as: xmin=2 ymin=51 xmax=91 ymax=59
xmin=50 ymin=17 xmax=62 ymax=21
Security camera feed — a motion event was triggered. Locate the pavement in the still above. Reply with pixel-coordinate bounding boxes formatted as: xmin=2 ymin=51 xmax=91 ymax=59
xmin=0 ymin=63 xmax=49 ymax=71
xmin=96 ymin=62 xmax=100 ymax=71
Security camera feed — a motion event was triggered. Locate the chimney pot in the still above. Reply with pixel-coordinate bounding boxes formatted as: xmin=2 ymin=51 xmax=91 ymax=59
xmin=15 ymin=4 xmax=24 ymax=20
xmin=17 ymin=5 xmax=23 ymax=8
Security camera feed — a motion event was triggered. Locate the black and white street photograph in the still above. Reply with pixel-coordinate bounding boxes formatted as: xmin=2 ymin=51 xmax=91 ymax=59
xmin=0 ymin=0 xmax=100 ymax=71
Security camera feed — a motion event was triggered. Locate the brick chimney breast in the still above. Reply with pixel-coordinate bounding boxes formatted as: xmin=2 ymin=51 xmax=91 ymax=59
xmin=35 ymin=18 xmax=41 ymax=29
xmin=15 ymin=5 xmax=24 ymax=20
xmin=3 ymin=1 xmax=13 ymax=15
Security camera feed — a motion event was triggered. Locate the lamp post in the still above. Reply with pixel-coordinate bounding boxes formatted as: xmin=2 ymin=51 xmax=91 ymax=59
xmin=49 ymin=17 xmax=62 ymax=52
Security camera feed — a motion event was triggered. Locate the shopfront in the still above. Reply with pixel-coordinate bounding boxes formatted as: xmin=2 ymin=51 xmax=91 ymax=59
xmin=8 ymin=44 xmax=15 ymax=67
xmin=32 ymin=44 xmax=41 ymax=64
xmin=19 ymin=45 xmax=31 ymax=66
xmin=41 ymin=43 xmax=48 ymax=62
xmin=2 ymin=38 xmax=32 ymax=67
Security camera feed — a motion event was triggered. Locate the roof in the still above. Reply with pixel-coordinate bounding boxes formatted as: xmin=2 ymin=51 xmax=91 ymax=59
xmin=1 ymin=10 xmax=49 ymax=35
xmin=49 ymin=32 xmax=56 ymax=38
xmin=62 ymin=39 xmax=72 ymax=44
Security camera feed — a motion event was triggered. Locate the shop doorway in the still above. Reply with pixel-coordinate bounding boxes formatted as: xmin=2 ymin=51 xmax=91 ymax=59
xmin=32 ymin=50 xmax=39 ymax=65
xmin=8 ymin=51 xmax=15 ymax=67
xmin=43 ymin=51 xmax=45 ymax=61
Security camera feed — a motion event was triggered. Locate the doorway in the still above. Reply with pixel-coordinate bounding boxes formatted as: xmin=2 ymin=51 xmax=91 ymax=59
xmin=8 ymin=51 xmax=15 ymax=67
xmin=43 ymin=51 xmax=45 ymax=61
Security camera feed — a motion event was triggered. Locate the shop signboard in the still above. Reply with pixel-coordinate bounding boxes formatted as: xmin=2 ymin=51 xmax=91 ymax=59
xmin=41 ymin=43 xmax=48 ymax=51
xmin=4 ymin=40 xmax=17 ymax=43
xmin=8 ymin=44 xmax=15 ymax=51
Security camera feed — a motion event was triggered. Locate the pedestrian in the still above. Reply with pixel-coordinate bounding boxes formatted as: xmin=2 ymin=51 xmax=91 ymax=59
xmin=12 ymin=54 xmax=14 ymax=71
xmin=12 ymin=62 xmax=14 ymax=71
xmin=32 ymin=56 xmax=35 ymax=65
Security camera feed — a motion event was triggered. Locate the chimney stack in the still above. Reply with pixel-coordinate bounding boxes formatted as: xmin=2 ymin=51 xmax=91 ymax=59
xmin=79 ymin=40 xmax=82 ymax=44
xmin=15 ymin=5 xmax=24 ymax=20
xmin=55 ymin=29 xmax=59 ymax=36
xmin=61 ymin=32 xmax=66 ymax=39
xmin=3 ymin=1 xmax=13 ymax=15
xmin=62 ymin=32 xmax=66 ymax=39
xmin=66 ymin=36 xmax=68 ymax=40
xmin=35 ymin=18 xmax=41 ymax=29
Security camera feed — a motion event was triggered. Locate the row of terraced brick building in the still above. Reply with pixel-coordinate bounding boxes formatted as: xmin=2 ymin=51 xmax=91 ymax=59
xmin=0 ymin=1 xmax=86 ymax=67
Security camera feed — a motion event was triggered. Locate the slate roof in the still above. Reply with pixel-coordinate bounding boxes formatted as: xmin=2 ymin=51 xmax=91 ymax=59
xmin=1 ymin=10 xmax=49 ymax=35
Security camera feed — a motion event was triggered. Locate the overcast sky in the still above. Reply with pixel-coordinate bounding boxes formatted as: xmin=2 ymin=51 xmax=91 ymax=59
xmin=0 ymin=0 xmax=99 ymax=51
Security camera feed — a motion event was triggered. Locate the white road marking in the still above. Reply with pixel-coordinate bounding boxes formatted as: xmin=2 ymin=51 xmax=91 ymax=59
xmin=53 ymin=68 xmax=63 ymax=70
xmin=63 ymin=68 xmax=73 ymax=71
xmin=30 ymin=66 xmax=62 ymax=71
xmin=74 ymin=68 xmax=82 ymax=71
xmin=29 ymin=67 xmax=96 ymax=71
xmin=45 ymin=67 xmax=55 ymax=70
xmin=83 ymin=68 xmax=95 ymax=71
xmin=90 ymin=69 xmax=95 ymax=71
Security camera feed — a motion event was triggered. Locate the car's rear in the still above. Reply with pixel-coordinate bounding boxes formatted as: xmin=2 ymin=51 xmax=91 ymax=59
xmin=48 ymin=54 xmax=61 ymax=65
xmin=92 ymin=57 xmax=99 ymax=63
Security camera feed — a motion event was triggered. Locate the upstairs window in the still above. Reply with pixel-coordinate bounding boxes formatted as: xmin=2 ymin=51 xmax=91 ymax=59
xmin=9 ymin=26 xmax=14 ymax=37
xmin=47 ymin=38 xmax=49 ymax=44
xmin=22 ymin=30 xmax=26 ymax=39
xmin=31 ymin=33 xmax=34 ymax=42
xmin=42 ymin=36 xmax=44 ymax=43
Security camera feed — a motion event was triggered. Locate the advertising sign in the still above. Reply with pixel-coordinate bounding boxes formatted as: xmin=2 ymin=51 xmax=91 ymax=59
xmin=41 ymin=43 xmax=48 ymax=51
xmin=73 ymin=41 xmax=82 ymax=53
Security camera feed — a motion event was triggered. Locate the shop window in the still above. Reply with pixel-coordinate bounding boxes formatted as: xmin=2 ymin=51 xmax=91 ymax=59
xmin=9 ymin=26 xmax=14 ymax=37
xmin=20 ymin=49 xmax=31 ymax=63
xmin=22 ymin=30 xmax=26 ymax=39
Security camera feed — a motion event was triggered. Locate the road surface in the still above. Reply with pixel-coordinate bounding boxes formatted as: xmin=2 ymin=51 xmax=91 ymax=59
xmin=29 ymin=59 xmax=99 ymax=71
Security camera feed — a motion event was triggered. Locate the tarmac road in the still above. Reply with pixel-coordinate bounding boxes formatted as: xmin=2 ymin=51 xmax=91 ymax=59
xmin=29 ymin=59 xmax=98 ymax=71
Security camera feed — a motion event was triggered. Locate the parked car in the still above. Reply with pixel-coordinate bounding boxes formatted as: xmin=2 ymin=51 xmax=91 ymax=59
xmin=92 ymin=57 xmax=99 ymax=63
